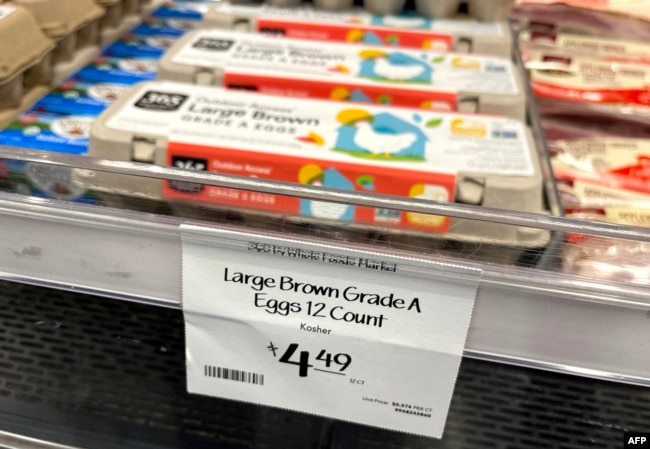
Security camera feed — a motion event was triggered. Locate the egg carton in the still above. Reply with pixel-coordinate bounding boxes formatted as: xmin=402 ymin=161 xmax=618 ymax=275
xmin=0 ymin=5 xmax=54 ymax=129
xmin=202 ymin=3 xmax=512 ymax=58
xmin=94 ymin=0 xmax=163 ymax=46
xmin=158 ymin=29 xmax=526 ymax=120
xmin=80 ymin=81 xmax=549 ymax=251
xmin=229 ymin=0 xmax=515 ymax=21
xmin=95 ymin=0 xmax=142 ymax=46
xmin=8 ymin=0 xmax=104 ymax=85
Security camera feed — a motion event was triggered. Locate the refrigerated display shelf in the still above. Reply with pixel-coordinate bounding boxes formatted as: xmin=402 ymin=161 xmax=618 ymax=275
xmin=0 ymin=146 xmax=649 ymax=388
xmin=0 ymin=279 xmax=647 ymax=449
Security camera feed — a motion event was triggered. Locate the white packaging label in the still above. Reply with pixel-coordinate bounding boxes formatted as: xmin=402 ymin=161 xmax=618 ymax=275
xmin=604 ymin=207 xmax=650 ymax=227
xmin=571 ymin=180 xmax=650 ymax=208
xmin=217 ymin=3 xmax=504 ymax=37
xmin=170 ymin=30 xmax=519 ymax=95
xmin=551 ymin=137 xmax=650 ymax=173
xmin=182 ymin=226 xmax=481 ymax=438
xmin=0 ymin=5 xmax=16 ymax=21
xmin=527 ymin=50 xmax=650 ymax=92
xmin=105 ymin=82 xmax=535 ymax=177
xmin=519 ymin=30 xmax=650 ymax=61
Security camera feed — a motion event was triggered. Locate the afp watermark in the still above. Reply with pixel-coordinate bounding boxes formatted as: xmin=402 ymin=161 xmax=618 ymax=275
xmin=625 ymin=433 xmax=650 ymax=448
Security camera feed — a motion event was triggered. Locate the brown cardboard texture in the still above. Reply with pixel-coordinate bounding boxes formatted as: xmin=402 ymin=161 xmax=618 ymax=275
xmin=11 ymin=0 xmax=104 ymax=39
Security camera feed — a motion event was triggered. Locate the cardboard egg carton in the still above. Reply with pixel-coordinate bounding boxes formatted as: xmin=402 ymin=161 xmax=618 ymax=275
xmin=7 ymin=0 xmax=104 ymax=85
xmin=229 ymin=0 xmax=515 ymax=21
xmin=94 ymin=0 xmax=162 ymax=46
xmin=157 ymin=29 xmax=525 ymax=120
xmin=81 ymin=81 xmax=549 ymax=253
xmin=0 ymin=4 xmax=55 ymax=129
xmin=202 ymin=3 xmax=513 ymax=58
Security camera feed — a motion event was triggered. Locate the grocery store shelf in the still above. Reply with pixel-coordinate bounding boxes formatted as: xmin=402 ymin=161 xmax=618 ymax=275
xmin=0 ymin=146 xmax=649 ymax=387
xmin=0 ymin=281 xmax=647 ymax=449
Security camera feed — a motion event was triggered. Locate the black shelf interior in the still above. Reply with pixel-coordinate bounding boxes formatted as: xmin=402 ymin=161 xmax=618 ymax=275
xmin=0 ymin=280 xmax=647 ymax=448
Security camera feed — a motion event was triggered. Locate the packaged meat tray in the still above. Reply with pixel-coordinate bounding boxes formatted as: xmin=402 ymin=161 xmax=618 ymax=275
xmin=511 ymin=2 xmax=650 ymax=42
xmin=0 ymin=5 xmax=55 ymax=129
xmin=158 ymin=30 xmax=525 ymax=120
xmin=524 ymin=48 xmax=650 ymax=116
xmin=515 ymin=0 xmax=650 ymax=22
xmin=83 ymin=81 xmax=548 ymax=249
xmin=231 ymin=0 xmax=515 ymax=21
xmin=518 ymin=29 xmax=650 ymax=65
xmin=9 ymin=0 xmax=104 ymax=85
xmin=202 ymin=3 xmax=512 ymax=57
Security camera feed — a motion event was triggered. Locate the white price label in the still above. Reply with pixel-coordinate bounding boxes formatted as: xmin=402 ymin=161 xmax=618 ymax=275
xmin=181 ymin=225 xmax=480 ymax=438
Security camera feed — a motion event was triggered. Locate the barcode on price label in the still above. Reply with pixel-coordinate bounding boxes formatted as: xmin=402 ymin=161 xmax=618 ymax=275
xmin=204 ymin=365 xmax=265 ymax=386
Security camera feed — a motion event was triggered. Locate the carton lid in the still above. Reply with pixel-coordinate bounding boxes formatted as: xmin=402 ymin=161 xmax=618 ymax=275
xmin=0 ymin=5 xmax=54 ymax=83
xmin=10 ymin=0 xmax=104 ymax=39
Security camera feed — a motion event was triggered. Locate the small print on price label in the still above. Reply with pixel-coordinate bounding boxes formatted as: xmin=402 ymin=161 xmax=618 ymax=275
xmin=181 ymin=225 xmax=481 ymax=438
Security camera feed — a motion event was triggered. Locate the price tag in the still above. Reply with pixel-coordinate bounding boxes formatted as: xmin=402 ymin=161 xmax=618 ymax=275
xmin=181 ymin=225 xmax=481 ymax=438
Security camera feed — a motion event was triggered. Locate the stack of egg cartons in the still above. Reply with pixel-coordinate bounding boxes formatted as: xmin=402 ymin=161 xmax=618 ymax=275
xmin=0 ymin=0 xmax=213 ymax=203
xmin=0 ymin=4 xmax=54 ymax=129
xmin=512 ymin=1 xmax=650 ymax=283
xmin=84 ymin=0 xmax=554 ymax=260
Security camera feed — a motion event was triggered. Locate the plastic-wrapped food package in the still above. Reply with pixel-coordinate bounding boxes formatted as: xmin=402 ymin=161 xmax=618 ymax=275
xmin=518 ymin=28 xmax=650 ymax=65
xmin=522 ymin=47 xmax=650 ymax=116
xmin=541 ymin=101 xmax=650 ymax=205
xmin=514 ymin=0 xmax=650 ymax=22
xmin=563 ymin=234 xmax=650 ymax=286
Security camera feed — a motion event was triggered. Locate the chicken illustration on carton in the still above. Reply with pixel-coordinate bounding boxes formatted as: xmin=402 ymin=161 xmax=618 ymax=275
xmin=355 ymin=50 xmax=433 ymax=83
xmin=332 ymin=109 xmax=427 ymax=160
xmin=164 ymin=105 xmax=455 ymax=231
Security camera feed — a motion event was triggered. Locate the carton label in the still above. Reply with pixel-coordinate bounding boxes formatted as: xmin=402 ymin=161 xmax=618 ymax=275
xmin=105 ymin=34 xmax=179 ymax=58
xmin=35 ymin=78 xmax=130 ymax=115
xmin=151 ymin=3 xmax=209 ymax=20
xmin=132 ymin=17 xmax=200 ymax=36
xmin=182 ymin=226 xmax=481 ymax=438
xmin=528 ymin=50 xmax=650 ymax=106
xmin=171 ymin=30 xmax=518 ymax=111
xmin=77 ymin=57 xmax=159 ymax=84
xmin=105 ymin=83 xmax=533 ymax=231
xmin=0 ymin=112 xmax=92 ymax=154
